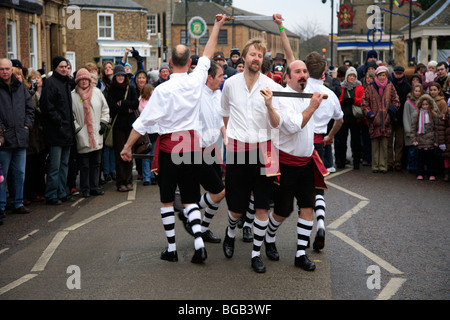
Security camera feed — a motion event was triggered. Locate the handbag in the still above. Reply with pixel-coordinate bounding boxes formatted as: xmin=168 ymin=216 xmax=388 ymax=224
xmin=104 ymin=115 xmax=116 ymax=148
xmin=133 ymin=110 xmax=152 ymax=154
xmin=347 ymin=89 xmax=364 ymax=119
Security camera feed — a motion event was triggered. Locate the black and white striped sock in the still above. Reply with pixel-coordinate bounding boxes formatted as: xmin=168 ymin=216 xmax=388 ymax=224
xmin=296 ymin=218 xmax=313 ymax=257
xmin=265 ymin=211 xmax=282 ymax=243
xmin=315 ymin=194 xmax=326 ymax=230
xmin=185 ymin=204 xmax=204 ymax=250
xmin=198 ymin=192 xmax=220 ymax=233
xmin=227 ymin=211 xmax=239 ymax=238
xmin=252 ymin=217 xmax=268 ymax=258
xmin=243 ymin=194 xmax=255 ymax=228
xmin=161 ymin=207 xmax=176 ymax=252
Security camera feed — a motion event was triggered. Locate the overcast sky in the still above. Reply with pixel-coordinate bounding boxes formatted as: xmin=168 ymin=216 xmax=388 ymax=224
xmin=232 ymin=0 xmax=339 ymax=35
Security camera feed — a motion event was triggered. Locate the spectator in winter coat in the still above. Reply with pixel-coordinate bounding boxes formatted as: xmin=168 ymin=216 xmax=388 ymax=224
xmin=361 ymin=66 xmax=400 ymax=173
xmin=0 ymin=58 xmax=35 ymax=222
xmin=40 ymin=56 xmax=75 ymax=205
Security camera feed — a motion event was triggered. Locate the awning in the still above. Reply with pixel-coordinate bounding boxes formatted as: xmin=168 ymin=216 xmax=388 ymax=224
xmin=96 ymin=41 xmax=153 ymax=57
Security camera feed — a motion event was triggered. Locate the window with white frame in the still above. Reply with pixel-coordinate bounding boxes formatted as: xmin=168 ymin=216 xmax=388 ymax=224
xmin=147 ymin=14 xmax=157 ymax=35
xmin=7 ymin=20 xmax=17 ymax=59
xmin=97 ymin=13 xmax=114 ymax=40
xmin=29 ymin=24 xmax=38 ymax=70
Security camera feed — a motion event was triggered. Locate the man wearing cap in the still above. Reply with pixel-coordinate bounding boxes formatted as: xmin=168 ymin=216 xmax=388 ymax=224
xmin=357 ymin=50 xmax=378 ymax=82
xmin=39 ymin=56 xmax=76 ymax=205
xmin=120 ymin=14 xmax=227 ymax=265
xmin=389 ymin=65 xmax=411 ymax=171
xmin=153 ymin=63 xmax=170 ymax=87
xmin=0 ymin=58 xmax=35 ymax=222
xmin=213 ymin=51 xmax=237 ymax=86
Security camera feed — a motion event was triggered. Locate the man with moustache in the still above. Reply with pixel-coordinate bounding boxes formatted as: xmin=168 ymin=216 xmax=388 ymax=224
xmin=221 ymin=38 xmax=283 ymax=273
xmin=264 ymin=60 xmax=325 ymax=271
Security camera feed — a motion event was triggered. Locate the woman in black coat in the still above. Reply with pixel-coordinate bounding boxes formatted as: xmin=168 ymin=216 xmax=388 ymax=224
xmin=105 ymin=65 xmax=139 ymax=192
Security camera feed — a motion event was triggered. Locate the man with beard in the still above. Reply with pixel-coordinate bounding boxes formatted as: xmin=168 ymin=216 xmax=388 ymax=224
xmin=221 ymin=38 xmax=283 ymax=273
xmin=264 ymin=60 xmax=325 ymax=271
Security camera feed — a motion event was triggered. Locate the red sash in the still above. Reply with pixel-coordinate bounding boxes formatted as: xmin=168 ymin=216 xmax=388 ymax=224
xmin=276 ymin=149 xmax=328 ymax=190
xmin=226 ymin=138 xmax=280 ymax=177
xmin=203 ymin=143 xmax=226 ymax=173
xmin=151 ymin=130 xmax=200 ymax=175
xmin=314 ymin=133 xmax=324 ymax=145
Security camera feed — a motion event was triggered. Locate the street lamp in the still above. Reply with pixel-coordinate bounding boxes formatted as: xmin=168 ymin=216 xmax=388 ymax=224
xmin=322 ymin=0 xmax=335 ymax=67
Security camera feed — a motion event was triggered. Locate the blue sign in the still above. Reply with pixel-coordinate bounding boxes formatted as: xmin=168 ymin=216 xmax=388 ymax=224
xmin=367 ymin=28 xmax=383 ymax=44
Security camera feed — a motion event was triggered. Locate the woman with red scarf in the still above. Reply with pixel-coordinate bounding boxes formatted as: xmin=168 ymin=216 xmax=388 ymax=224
xmin=361 ymin=66 xmax=400 ymax=173
xmin=72 ymin=68 xmax=110 ymax=197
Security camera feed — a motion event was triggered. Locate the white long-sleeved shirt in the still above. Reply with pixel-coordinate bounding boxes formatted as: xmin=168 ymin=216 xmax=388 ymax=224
xmin=274 ymin=85 xmax=315 ymax=157
xmin=198 ymin=85 xmax=224 ymax=148
xmin=221 ymin=72 xmax=282 ymax=143
xmin=304 ymin=78 xmax=343 ymax=135
xmin=133 ymin=56 xmax=211 ymax=135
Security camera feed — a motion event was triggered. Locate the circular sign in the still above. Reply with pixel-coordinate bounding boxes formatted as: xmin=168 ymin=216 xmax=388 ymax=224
xmin=189 ymin=16 xmax=207 ymax=39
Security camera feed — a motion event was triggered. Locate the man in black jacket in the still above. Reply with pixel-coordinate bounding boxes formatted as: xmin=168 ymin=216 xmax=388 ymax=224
xmin=39 ymin=56 xmax=75 ymax=205
xmin=390 ymin=65 xmax=411 ymax=171
xmin=0 ymin=58 xmax=35 ymax=223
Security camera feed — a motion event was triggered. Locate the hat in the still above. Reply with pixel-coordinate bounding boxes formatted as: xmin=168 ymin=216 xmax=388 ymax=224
xmin=190 ymin=55 xmax=199 ymax=66
xmin=160 ymin=63 xmax=170 ymax=71
xmin=75 ymin=68 xmax=91 ymax=84
xmin=367 ymin=50 xmax=378 ymax=60
xmin=52 ymin=56 xmax=67 ymax=71
xmin=11 ymin=59 xmax=23 ymax=69
xmin=344 ymin=60 xmax=352 ymax=66
xmin=213 ymin=51 xmax=225 ymax=61
xmin=393 ymin=65 xmax=405 ymax=73
xmin=345 ymin=67 xmax=357 ymax=79
xmin=113 ymin=65 xmax=126 ymax=77
xmin=230 ymin=48 xmax=240 ymax=57
xmin=274 ymin=53 xmax=286 ymax=62
xmin=375 ymin=65 xmax=389 ymax=76
xmin=124 ymin=62 xmax=132 ymax=73
xmin=427 ymin=60 xmax=437 ymax=68
xmin=366 ymin=60 xmax=378 ymax=70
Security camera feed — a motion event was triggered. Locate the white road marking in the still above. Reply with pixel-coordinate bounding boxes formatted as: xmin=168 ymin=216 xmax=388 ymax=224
xmin=31 ymin=231 xmax=70 ymax=272
xmin=19 ymin=229 xmax=39 ymax=241
xmin=48 ymin=211 xmax=65 ymax=223
xmin=327 ymin=200 xmax=370 ymax=230
xmin=329 ymin=230 xmax=404 ymax=275
xmin=127 ymin=182 xmax=137 ymax=201
xmin=0 ymin=273 xmax=38 ymax=296
xmin=376 ymin=278 xmax=407 ymax=300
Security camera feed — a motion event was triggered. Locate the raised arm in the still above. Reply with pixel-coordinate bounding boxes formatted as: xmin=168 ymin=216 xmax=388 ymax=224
xmin=203 ymin=14 xmax=227 ymax=59
xmin=273 ymin=13 xmax=295 ymax=66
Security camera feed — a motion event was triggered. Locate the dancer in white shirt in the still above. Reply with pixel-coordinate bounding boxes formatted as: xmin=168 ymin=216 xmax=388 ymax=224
xmin=221 ymin=38 xmax=283 ymax=273
xmin=264 ymin=60 xmax=325 ymax=271
xmin=120 ymin=14 xmax=227 ymax=264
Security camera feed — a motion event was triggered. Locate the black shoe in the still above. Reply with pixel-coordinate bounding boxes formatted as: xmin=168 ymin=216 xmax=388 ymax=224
xmin=160 ymin=249 xmax=178 ymax=262
xmin=243 ymin=226 xmax=253 ymax=242
xmin=251 ymin=256 xmax=266 ymax=273
xmin=82 ymin=191 xmax=90 ymax=198
xmin=143 ymin=181 xmax=150 ymax=186
xmin=265 ymin=239 xmax=279 ymax=261
xmin=177 ymin=212 xmax=194 ymax=236
xmin=46 ymin=198 xmax=62 ymax=205
xmin=223 ymin=228 xmax=235 ymax=258
xmin=295 ymin=255 xmax=316 ymax=271
xmin=13 ymin=206 xmax=31 ymax=214
xmin=202 ymin=230 xmax=221 ymax=243
xmin=150 ymin=178 xmax=157 ymax=185
xmin=90 ymin=189 xmax=105 ymax=196
xmin=111 ymin=172 xmax=116 ymax=180
xmin=191 ymin=247 xmax=207 ymax=264
xmin=104 ymin=174 xmax=112 ymax=182
xmin=60 ymin=196 xmax=75 ymax=202
xmin=236 ymin=215 xmax=245 ymax=229
xmin=313 ymin=228 xmax=325 ymax=251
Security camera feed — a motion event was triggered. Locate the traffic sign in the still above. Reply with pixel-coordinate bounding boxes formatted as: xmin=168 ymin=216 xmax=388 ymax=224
xmin=188 ymin=16 xmax=207 ymax=39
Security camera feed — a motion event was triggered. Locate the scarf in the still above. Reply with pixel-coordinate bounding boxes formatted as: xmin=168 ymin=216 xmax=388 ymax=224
xmin=77 ymin=84 xmax=96 ymax=149
xmin=418 ymin=109 xmax=429 ymax=134
xmin=374 ymin=77 xmax=388 ymax=98
xmin=341 ymin=79 xmax=362 ymax=90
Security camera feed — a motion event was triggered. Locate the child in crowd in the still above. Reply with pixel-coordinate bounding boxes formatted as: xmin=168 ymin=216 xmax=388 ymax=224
xmin=428 ymin=82 xmax=447 ymax=115
xmin=403 ymin=83 xmax=424 ymax=173
xmin=138 ymin=84 xmax=156 ymax=185
xmin=410 ymin=94 xmax=440 ymax=180
xmin=438 ymin=101 xmax=450 ymax=181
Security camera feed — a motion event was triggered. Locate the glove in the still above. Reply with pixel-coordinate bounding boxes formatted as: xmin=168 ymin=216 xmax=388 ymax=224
xmin=131 ymin=47 xmax=144 ymax=63
xmin=99 ymin=122 xmax=107 ymax=135
xmin=439 ymin=144 xmax=446 ymax=151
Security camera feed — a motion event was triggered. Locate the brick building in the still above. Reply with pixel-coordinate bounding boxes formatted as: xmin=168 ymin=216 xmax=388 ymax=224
xmin=66 ymin=0 xmax=150 ymax=73
xmin=1 ymin=0 xmax=69 ymax=75
xmin=170 ymin=1 xmax=300 ymax=62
